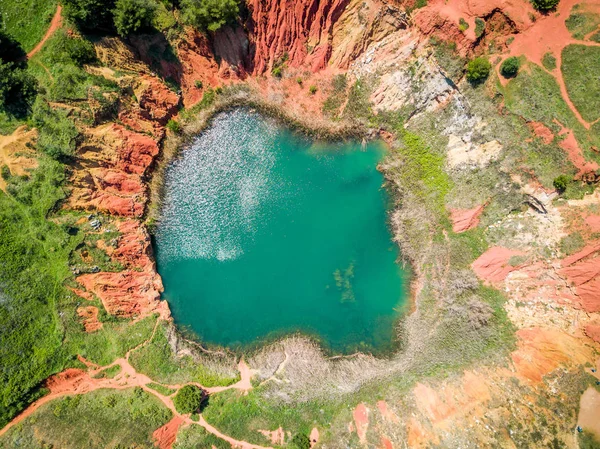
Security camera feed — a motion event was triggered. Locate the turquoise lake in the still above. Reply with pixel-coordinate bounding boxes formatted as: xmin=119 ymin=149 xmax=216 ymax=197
xmin=155 ymin=109 xmax=409 ymax=354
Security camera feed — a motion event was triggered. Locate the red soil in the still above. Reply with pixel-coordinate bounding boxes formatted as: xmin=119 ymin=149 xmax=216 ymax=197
xmin=585 ymin=323 xmax=600 ymax=343
xmin=585 ymin=215 xmax=600 ymax=233
xmin=377 ymin=400 xmax=400 ymax=424
xmin=527 ymin=121 xmax=554 ymax=145
xmin=555 ymin=121 xmax=599 ymax=176
xmin=472 ymin=247 xmax=524 ymax=283
xmin=153 ymin=415 xmax=186 ymax=449
xmin=27 ymin=5 xmax=62 ymax=59
xmin=309 ymin=427 xmax=319 ymax=448
xmin=381 ymin=436 xmax=394 ymax=449
xmin=559 ymin=242 xmax=600 ymax=313
xmin=77 ymin=306 xmax=103 ymax=332
xmin=449 ymin=205 xmax=485 ymax=233
xmin=353 ymin=403 xmax=369 ymax=444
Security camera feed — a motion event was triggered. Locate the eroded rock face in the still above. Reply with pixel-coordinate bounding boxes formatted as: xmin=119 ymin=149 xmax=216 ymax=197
xmin=247 ymin=0 xmax=350 ymax=73
xmin=449 ymin=205 xmax=485 ymax=233
xmin=559 ymin=243 xmax=600 ymax=313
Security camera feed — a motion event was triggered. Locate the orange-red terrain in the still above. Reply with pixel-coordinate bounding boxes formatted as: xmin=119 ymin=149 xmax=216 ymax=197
xmin=2 ymin=0 xmax=600 ymax=447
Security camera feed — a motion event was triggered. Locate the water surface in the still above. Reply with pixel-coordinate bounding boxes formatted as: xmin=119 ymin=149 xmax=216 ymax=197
xmin=155 ymin=109 xmax=409 ymax=353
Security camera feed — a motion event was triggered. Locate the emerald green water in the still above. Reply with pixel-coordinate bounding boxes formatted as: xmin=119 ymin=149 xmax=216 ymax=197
xmin=155 ymin=109 xmax=409 ymax=354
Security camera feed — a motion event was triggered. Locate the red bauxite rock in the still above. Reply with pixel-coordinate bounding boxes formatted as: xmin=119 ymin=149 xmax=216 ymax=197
xmin=247 ymin=0 xmax=349 ymax=73
xmin=449 ymin=205 xmax=484 ymax=233
xmin=472 ymin=246 xmax=524 ymax=283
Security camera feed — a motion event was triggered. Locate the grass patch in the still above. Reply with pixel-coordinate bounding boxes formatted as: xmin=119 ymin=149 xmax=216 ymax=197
xmin=559 ymin=231 xmax=585 ymax=255
xmin=147 ymin=383 xmax=177 ymax=396
xmin=322 ymin=74 xmax=348 ymax=118
xmin=0 ymin=388 xmax=172 ymax=449
xmin=174 ymin=425 xmax=232 ymax=449
xmin=565 ymin=5 xmax=600 ymax=40
xmin=129 ymin=322 xmax=239 ymax=387
xmin=92 ymin=364 xmax=122 ymax=379
xmin=430 ymin=37 xmax=466 ymax=81
xmin=0 ymin=0 xmax=57 ymax=52
xmin=561 ymin=44 xmax=600 ymax=122
xmin=542 ymin=52 xmax=556 ymax=70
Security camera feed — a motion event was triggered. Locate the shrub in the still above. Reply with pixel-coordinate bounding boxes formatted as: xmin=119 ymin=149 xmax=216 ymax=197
xmin=173 ymin=385 xmax=205 ymax=414
xmin=466 ymin=57 xmax=491 ymax=84
xmin=194 ymin=79 xmax=203 ymax=89
xmin=296 ymin=77 xmax=303 ymax=85
xmin=271 ymin=66 xmax=282 ymax=78
xmin=180 ymin=0 xmax=239 ymax=32
xmin=166 ymin=119 xmax=182 ymax=134
xmin=309 ymin=85 xmax=318 ymax=95
xmin=0 ymin=61 xmax=37 ymax=117
xmin=500 ymin=56 xmax=519 ymax=78
xmin=458 ymin=18 xmax=469 ymax=32
xmin=113 ymin=0 xmax=157 ymax=37
xmin=63 ymin=0 xmax=117 ymax=31
xmin=553 ymin=174 xmax=571 ymax=192
xmin=47 ymin=31 xmax=96 ymax=67
xmin=474 ymin=17 xmax=486 ymax=37
xmin=31 ymin=98 xmax=80 ymax=160
xmin=531 ymin=0 xmax=559 ymax=11
xmin=542 ymin=52 xmax=556 ymax=70
xmin=290 ymin=433 xmax=311 ymax=449
xmin=559 ymin=232 xmax=585 ymax=255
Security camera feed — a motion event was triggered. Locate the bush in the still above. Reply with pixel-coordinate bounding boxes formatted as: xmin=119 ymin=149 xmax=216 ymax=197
xmin=466 ymin=57 xmax=491 ymax=84
xmin=47 ymin=31 xmax=96 ymax=67
xmin=173 ymin=385 xmax=205 ymax=414
xmin=290 ymin=433 xmax=311 ymax=449
xmin=180 ymin=0 xmax=239 ymax=32
xmin=500 ymin=56 xmax=519 ymax=78
xmin=271 ymin=66 xmax=282 ymax=78
xmin=553 ymin=174 xmax=571 ymax=192
xmin=559 ymin=232 xmax=585 ymax=255
xmin=31 ymin=98 xmax=80 ymax=161
xmin=0 ymin=61 xmax=37 ymax=117
xmin=194 ymin=79 xmax=203 ymax=89
xmin=166 ymin=119 xmax=182 ymax=134
xmin=63 ymin=0 xmax=117 ymax=31
xmin=458 ymin=18 xmax=469 ymax=32
xmin=113 ymin=0 xmax=157 ymax=37
xmin=309 ymin=85 xmax=317 ymax=95
xmin=531 ymin=0 xmax=559 ymax=11
xmin=474 ymin=17 xmax=486 ymax=37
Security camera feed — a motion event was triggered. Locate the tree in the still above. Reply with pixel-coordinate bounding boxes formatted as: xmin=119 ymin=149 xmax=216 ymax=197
xmin=63 ymin=0 xmax=116 ymax=31
xmin=553 ymin=174 xmax=571 ymax=192
xmin=500 ymin=56 xmax=519 ymax=78
xmin=290 ymin=433 xmax=311 ymax=449
xmin=47 ymin=30 xmax=96 ymax=67
xmin=180 ymin=0 xmax=239 ymax=32
xmin=466 ymin=57 xmax=491 ymax=84
xmin=173 ymin=385 xmax=205 ymax=414
xmin=31 ymin=98 xmax=80 ymax=161
xmin=113 ymin=0 xmax=157 ymax=37
xmin=531 ymin=0 xmax=559 ymax=11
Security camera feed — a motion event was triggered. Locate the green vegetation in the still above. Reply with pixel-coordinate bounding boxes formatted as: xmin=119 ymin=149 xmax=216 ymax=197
xmin=531 ymin=0 xmax=560 ymax=11
xmin=578 ymin=429 xmax=600 ymax=449
xmin=309 ymin=85 xmax=318 ymax=95
xmin=458 ymin=17 xmax=469 ymax=32
xmin=46 ymin=30 xmax=96 ymax=67
xmin=180 ymin=0 xmax=239 ymax=32
xmin=92 ymin=364 xmax=122 ymax=379
xmin=565 ymin=6 xmax=600 ymax=40
xmin=559 ymin=232 xmax=585 ymax=255
xmin=31 ymin=98 xmax=79 ymax=160
xmin=147 ymin=383 xmax=177 ymax=396
xmin=167 ymin=118 xmax=183 ymax=134
xmin=113 ymin=0 xmax=157 ymax=37
xmin=0 ymin=0 xmax=57 ymax=52
xmin=291 ymin=433 xmax=311 ymax=449
xmin=553 ymin=174 xmax=572 ymax=192
xmin=322 ymin=74 xmax=348 ymax=117
xmin=500 ymin=56 xmax=520 ymax=78
xmin=63 ymin=0 xmax=117 ymax=31
xmin=474 ymin=17 xmax=486 ymax=38
xmin=466 ymin=57 xmax=491 ymax=84
xmin=0 ymin=388 xmax=172 ymax=449
xmin=173 ymin=385 xmax=205 ymax=414
xmin=129 ymin=322 xmax=240 ymax=386
xmin=542 ymin=52 xmax=556 ymax=70
xmin=430 ymin=37 xmax=466 ymax=81
xmin=561 ymin=44 xmax=600 ymax=122
xmin=174 ymin=425 xmax=231 ymax=449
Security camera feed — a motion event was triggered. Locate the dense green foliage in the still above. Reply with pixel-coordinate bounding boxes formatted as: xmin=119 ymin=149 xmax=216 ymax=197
xmin=561 ymin=44 xmax=600 ymax=122
xmin=0 ymin=388 xmax=172 ymax=448
xmin=500 ymin=56 xmax=520 ymax=78
xmin=542 ymin=52 xmax=556 ymax=70
xmin=474 ymin=17 xmax=485 ymax=37
xmin=46 ymin=30 xmax=96 ymax=67
xmin=0 ymin=0 xmax=57 ymax=52
xmin=553 ymin=174 xmax=571 ymax=192
xmin=173 ymin=385 xmax=205 ymax=414
xmin=31 ymin=98 xmax=80 ymax=160
xmin=180 ymin=0 xmax=239 ymax=32
xmin=565 ymin=9 xmax=600 ymax=40
xmin=0 ymin=30 xmax=37 ymax=118
xmin=291 ymin=433 xmax=311 ymax=449
xmin=466 ymin=57 xmax=491 ymax=84
xmin=113 ymin=0 xmax=157 ymax=37
xmin=0 ymin=159 xmax=74 ymax=428
xmin=531 ymin=0 xmax=559 ymax=11
xmin=63 ymin=0 xmax=116 ymax=31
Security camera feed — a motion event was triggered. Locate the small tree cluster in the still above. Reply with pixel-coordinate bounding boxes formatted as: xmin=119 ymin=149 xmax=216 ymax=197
xmin=0 ymin=30 xmax=36 ymax=117
xmin=553 ymin=174 xmax=571 ymax=192
xmin=180 ymin=0 xmax=239 ymax=32
xmin=466 ymin=57 xmax=491 ymax=84
xmin=173 ymin=385 xmax=206 ymax=414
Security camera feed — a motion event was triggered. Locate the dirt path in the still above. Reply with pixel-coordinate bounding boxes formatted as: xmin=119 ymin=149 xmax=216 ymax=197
xmin=0 ymin=323 xmax=269 ymax=449
xmin=27 ymin=4 xmax=62 ymax=59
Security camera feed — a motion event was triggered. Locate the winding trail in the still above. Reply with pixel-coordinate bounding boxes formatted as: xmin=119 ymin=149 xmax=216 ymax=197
xmin=0 ymin=319 xmax=270 ymax=449
xmin=27 ymin=5 xmax=62 ymax=59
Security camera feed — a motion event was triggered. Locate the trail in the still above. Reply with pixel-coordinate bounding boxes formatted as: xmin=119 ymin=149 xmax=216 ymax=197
xmin=0 ymin=320 xmax=270 ymax=449
xmin=27 ymin=5 xmax=62 ymax=59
